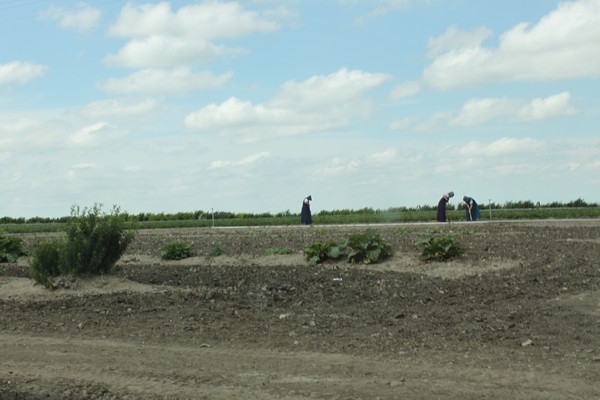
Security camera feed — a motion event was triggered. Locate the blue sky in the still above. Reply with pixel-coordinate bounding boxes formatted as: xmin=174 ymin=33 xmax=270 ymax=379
xmin=1 ymin=0 xmax=599 ymax=218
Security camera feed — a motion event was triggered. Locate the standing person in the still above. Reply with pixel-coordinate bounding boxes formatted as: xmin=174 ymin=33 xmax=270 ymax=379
xmin=300 ymin=195 xmax=312 ymax=225
xmin=437 ymin=191 xmax=454 ymax=222
xmin=463 ymin=195 xmax=480 ymax=221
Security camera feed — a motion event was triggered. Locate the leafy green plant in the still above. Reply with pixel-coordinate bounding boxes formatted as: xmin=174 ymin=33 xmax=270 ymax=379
xmin=342 ymin=229 xmax=393 ymax=264
xmin=304 ymin=240 xmax=342 ymax=265
xmin=61 ymin=204 xmax=134 ymax=275
xmin=419 ymin=235 xmax=463 ymax=262
xmin=209 ymin=245 xmax=224 ymax=257
xmin=0 ymin=231 xmax=25 ymax=262
xmin=29 ymin=204 xmax=135 ymax=287
xmin=160 ymin=241 xmax=192 ymax=260
xmin=264 ymin=247 xmax=294 ymax=256
xmin=29 ymin=239 xmax=64 ymax=287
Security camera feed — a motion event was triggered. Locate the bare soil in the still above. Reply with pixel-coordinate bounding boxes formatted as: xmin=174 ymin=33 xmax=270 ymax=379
xmin=1 ymin=220 xmax=600 ymax=399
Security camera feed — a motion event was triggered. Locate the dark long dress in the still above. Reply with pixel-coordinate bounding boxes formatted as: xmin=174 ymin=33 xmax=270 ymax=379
xmin=300 ymin=198 xmax=312 ymax=225
xmin=436 ymin=197 xmax=447 ymax=222
xmin=465 ymin=197 xmax=480 ymax=221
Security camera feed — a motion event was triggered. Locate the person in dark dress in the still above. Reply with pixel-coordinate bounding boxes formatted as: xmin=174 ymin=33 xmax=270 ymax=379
xmin=300 ymin=195 xmax=312 ymax=225
xmin=463 ymin=195 xmax=480 ymax=221
xmin=436 ymin=191 xmax=454 ymax=222
xmin=437 ymin=194 xmax=449 ymax=222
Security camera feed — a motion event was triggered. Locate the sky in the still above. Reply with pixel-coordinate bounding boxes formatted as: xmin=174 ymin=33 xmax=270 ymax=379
xmin=1 ymin=0 xmax=599 ymax=218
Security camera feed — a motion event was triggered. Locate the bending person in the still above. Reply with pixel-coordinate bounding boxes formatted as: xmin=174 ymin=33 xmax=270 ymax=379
xmin=436 ymin=191 xmax=454 ymax=222
xmin=463 ymin=195 xmax=480 ymax=221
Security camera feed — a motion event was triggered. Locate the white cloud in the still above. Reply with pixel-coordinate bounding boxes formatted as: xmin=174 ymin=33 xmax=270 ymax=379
xmin=588 ymin=160 xmax=600 ymax=169
xmin=0 ymin=116 xmax=69 ymax=150
xmin=209 ymin=152 xmax=270 ymax=169
xmin=369 ymin=148 xmax=397 ymax=163
xmin=460 ymin=137 xmax=545 ymax=157
xmin=389 ymin=80 xmax=421 ymax=99
xmin=0 ymin=61 xmax=47 ymax=85
xmin=321 ymin=158 xmax=360 ymax=176
xmin=68 ymin=122 xmax=126 ymax=147
xmin=80 ymin=98 xmax=159 ymax=118
xmin=106 ymin=2 xmax=278 ymax=69
xmin=516 ymin=92 xmax=579 ymax=120
xmin=72 ymin=163 xmax=96 ymax=170
xmin=104 ymin=36 xmax=246 ymax=69
xmin=109 ymin=2 xmax=278 ymax=39
xmin=185 ymin=68 xmax=391 ymax=141
xmin=449 ymin=97 xmax=518 ymax=127
xmin=395 ymin=92 xmax=579 ymax=131
xmin=274 ymin=68 xmax=390 ymax=109
xmin=427 ymin=26 xmax=492 ymax=58
xmin=42 ymin=6 xmax=101 ymax=32
xmin=450 ymin=92 xmax=579 ymax=126
xmin=423 ymin=0 xmax=600 ymax=89
xmin=414 ymin=112 xmax=452 ymax=132
xmin=100 ymin=67 xmax=233 ymax=95
xmin=0 ymin=118 xmax=39 ymax=133
xmin=341 ymin=0 xmax=415 ymax=23
xmin=389 ymin=116 xmax=418 ymax=131
xmin=67 ymin=163 xmax=97 ymax=181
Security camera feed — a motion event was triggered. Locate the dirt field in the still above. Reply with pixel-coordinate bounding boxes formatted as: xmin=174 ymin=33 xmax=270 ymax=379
xmin=1 ymin=220 xmax=599 ymax=399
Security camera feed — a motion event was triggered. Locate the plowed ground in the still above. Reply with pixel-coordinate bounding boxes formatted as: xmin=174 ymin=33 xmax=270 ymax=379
xmin=1 ymin=220 xmax=599 ymax=399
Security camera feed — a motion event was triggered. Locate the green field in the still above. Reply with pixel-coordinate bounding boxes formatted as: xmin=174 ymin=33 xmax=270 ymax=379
xmin=1 ymin=206 xmax=598 ymax=234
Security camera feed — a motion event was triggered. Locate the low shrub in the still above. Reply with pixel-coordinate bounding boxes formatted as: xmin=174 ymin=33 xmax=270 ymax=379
xmin=304 ymin=240 xmax=342 ymax=266
xmin=0 ymin=231 xmax=25 ymax=262
xmin=61 ymin=204 xmax=134 ymax=275
xmin=265 ymin=247 xmax=294 ymax=256
xmin=419 ymin=235 xmax=463 ymax=262
xmin=160 ymin=241 xmax=192 ymax=260
xmin=343 ymin=228 xmax=393 ymax=264
xmin=29 ymin=239 xmax=63 ymax=287
xmin=209 ymin=245 xmax=224 ymax=257
xmin=29 ymin=204 xmax=135 ymax=287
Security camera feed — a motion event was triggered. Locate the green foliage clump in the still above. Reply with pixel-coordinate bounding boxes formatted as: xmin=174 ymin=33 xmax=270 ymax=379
xmin=62 ymin=204 xmax=134 ymax=275
xmin=29 ymin=204 xmax=135 ymax=287
xmin=264 ymin=247 xmax=294 ymax=256
xmin=304 ymin=240 xmax=342 ymax=266
xmin=343 ymin=228 xmax=393 ymax=264
xmin=304 ymin=229 xmax=393 ymax=266
xmin=419 ymin=235 xmax=463 ymax=262
xmin=29 ymin=239 xmax=63 ymax=286
xmin=0 ymin=231 xmax=25 ymax=262
xmin=208 ymin=245 xmax=224 ymax=257
xmin=160 ymin=241 xmax=192 ymax=260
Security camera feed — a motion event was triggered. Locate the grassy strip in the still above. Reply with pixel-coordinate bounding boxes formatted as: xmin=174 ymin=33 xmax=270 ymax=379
xmin=1 ymin=207 xmax=599 ymax=234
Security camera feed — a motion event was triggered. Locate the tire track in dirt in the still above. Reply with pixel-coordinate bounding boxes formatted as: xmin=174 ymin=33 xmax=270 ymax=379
xmin=1 ymin=333 xmax=598 ymax=400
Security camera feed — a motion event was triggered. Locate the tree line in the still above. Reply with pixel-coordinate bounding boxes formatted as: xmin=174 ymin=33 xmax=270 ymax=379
xmin=0 ymin=198 xmax=597 ymax=225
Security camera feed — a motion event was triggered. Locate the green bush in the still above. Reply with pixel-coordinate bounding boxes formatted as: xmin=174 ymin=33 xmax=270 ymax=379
xmin=419 ymin=235 xmax=463 ymax=262
xmin=209 ymin=245 xmax=224 ymax=257
xmin=304 ymin=240 xmax=342 ymax=266
xmin=342 ymin=228 xmax=393 ymax=264
xmin=29 ymin=204 xmax=135 ymax=286
xmin=264 ymin=247 xmax=294 ymax=256
xmin=160 ymin=241 xmax=192 ymax=260
xmin=61 ymin=204 xmax=134 ymax=275
xmin=0 ymin=231 xmax=25 ymax=262
xmin=29 ymin=239 xmax=64 ymax=287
